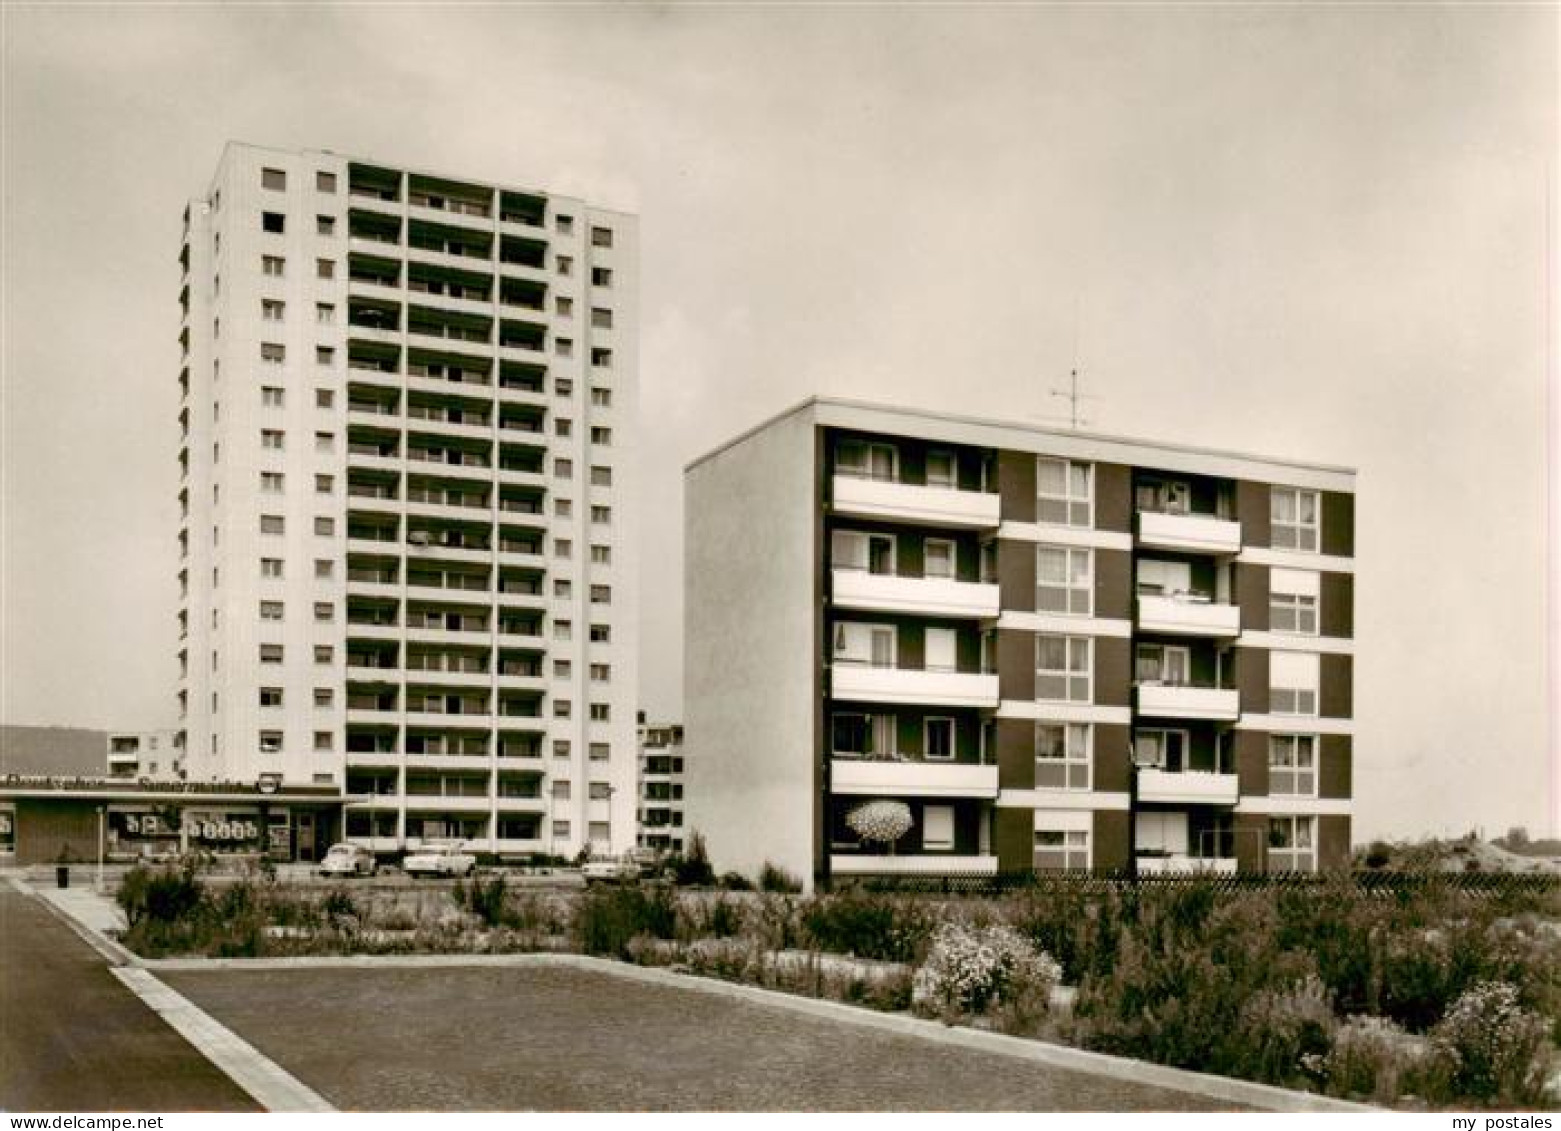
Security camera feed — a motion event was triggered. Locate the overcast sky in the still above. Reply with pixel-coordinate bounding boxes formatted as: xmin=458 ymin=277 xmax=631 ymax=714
xmin=2 ymin=4 xmax=1554 ymax=841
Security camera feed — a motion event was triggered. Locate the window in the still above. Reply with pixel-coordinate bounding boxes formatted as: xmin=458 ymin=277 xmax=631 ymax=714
xmin=261 ymin=471 xmax=284 ymax=493
xmin=260 ymin=558 xmax=284 ymax=579
xmin=316 ymin=474 xmax=334 ymax=494
xmin=557 ymin=254 xmax=573 ymax=276
xmin=262 ymin=386 xmax=284 ymax=407
xmin=313 ymin=602 xmax=334 ymax=622
xmin=259 ymin=643 xmax=284 ymax=663
xmin=314 ymin=559 xmax=334 ymax=579
xmin=590 ymin=466 xmax=612 ymax=487
xmin=1269 ymin=568 xmax=1319 ymax=635
xmin=836 ymin=440 xmax=895 ymax=481
xmin=590 ymin=624 xmax=611 ymax=643
xmin=261 ymin=342 xmax=285 ymax=364
xmin=1133 ymin=728 xmax=1190 ymax=769
xmin=588 ymin=587 xmax=610 ymax=607
xmin=591 ymin=308 xmax=613 ymax=329
xmin=926 ymin=450 xmax=956 ymax=488
xmin=554 ymin=579 xmax=572 ymax=598
xmin=553 ymin=820 xmax=572 ymax=838
xmin=589 ymin=782 xmax=613 ymax=800
xmin=313 ymin=731 xmax=333 ymax=753
xmin=1037 ymin=545 xmax=1092 ymax=614
xmin=591 ymin=388 xmax=612 ymax=408
xmin=589 ymin=742 xmax=610 ymax=760
xmin=555 ymin=458 xmax=573 ymax=479
xmin=555 ymin=539 xmax=572 ymax=559
xmin=834 ymin=622 xmax=896 ymax=668
xmin=262 ymin=254 xmax=285 ymax=277
xmin=553 ymin=739 xmax=571 ymax=758
xmin=923 ymin=805 xmax=955 ymax=850
xmin=554 ymin=700 xmax=572 ymax=718
xmin=1034 ymin=826 xmax=1090 ymax=871
xmin=1037 ymin=457 xmax=1092 ymax=526
xmin=260 ymin=687 xmax=284 ymax=707
xmin=260 ymin=730 xmax=283 ymax=754
xmin=317 ymin=303 xmax=335 ymax=325
xmin=556 ymin=338 xmax=573 ymax=358
xmin=556 ymin=214 xmax=575 ymax=234
xmin=553 ymin=659 xmax=573 ymax=679
xmin=262 ymin=167 xmax=286 ymax=190
xmin=316 ymin=388 xmax=334 ymax=408
xmin=556 ymin=377 xmax=574 ymax=397
xmin=261 ymin=429 xmax=285 ymax=450
xmin=316 ymin=171 xmax=337 ymax=193
xmin=316 ymin=215 xmax=336 ymax=236
xmin=315 ymin=430 xmax=335 ymax=452
xmin=1136 ymin=558 xmax=1192 ymax=596
xmin=1036 ymin=723 xmax=1091 ymax=789
xmin=555 ymin=620 xmax=572 ymax=641
xmin=555 ymin=418 xmax=573 ymax=438
xmin=590 ymin=545 xmax=611 ymax=565
xmin=591 ymin=226 xmax=613 ymax=248
xmin=316 ymin=346 xmax=335 ymax=366
xmin=314 ymin=688 xmax=334 ymax=708
xmin=556 ymin=296 xmax=574 ymax=318
xmin=262 ymin=212 xmax=286 ymax=234
xmin=1271 ymin=487 xmax=1319 ymax=552
xmin=590 ymin=427 xmax=611 ymax=445
xmin=591 ymin=505 xmax=611 ymax=525
xmin=924 ymin=717 xmax=955 ymax=760
xmin=262 ymin=299 xmax=285 ymax=321
xmin=1269 ymin=735 xmax=1317 ymax=797
xmin=589 ymin=704 xmax=611 ymax=721
xmin=1037 ymin=635 xmax=1091 ymax=701
xmin=314 ymin=645 xmax=334 ymax=664
xmin=591 ymin=347 xmax=612 ymax=368
xmin=260 ymin=514 xmax=285 ymax=534
xmin=260 ymin=600 xmax=284 ymax=621
xmin=551 ymin=780 xmax=572 ymax=801
xmin=1268 ymin=815 xmax=1316 ymax=872
xmin=591 ymin=266 xmax=612 ymax=287
xmin=590 ymin=663 xmax=610 ymax=682
xmin=1135 ymin=642 xmax=1190 ymax=685
xmin=314 ymin=516 xmax=335 ymax=536
xmin=316 ymin=258 xmax=336 ymax=279
xmin=1270 ymin=650 xmax=1320 ymax=716
xmin=833 ymin=715 xmax=888 ymax=763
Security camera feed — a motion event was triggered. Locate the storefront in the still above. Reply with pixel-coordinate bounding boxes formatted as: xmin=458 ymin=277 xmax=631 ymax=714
xmin=0 ymin=778 xmax=344 ymax=866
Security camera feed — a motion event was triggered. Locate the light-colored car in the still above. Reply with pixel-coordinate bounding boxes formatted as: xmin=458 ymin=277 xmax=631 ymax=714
xmin=318 ymin=842 xmax=377 ymax=878
xmin=402 ymin=841 xmax=477 ymax=878
xmin=582 ymin=857 xmax=641 ymax=886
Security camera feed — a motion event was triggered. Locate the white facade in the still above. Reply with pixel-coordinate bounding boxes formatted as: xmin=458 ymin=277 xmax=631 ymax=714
xmin=107 ymin=729 xmax=183 ymax=780
xmin=177 ymin=142 xmax=638 ymax=857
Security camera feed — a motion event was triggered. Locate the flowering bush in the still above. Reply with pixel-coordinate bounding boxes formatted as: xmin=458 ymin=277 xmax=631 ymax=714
xmin=846 ymin=800 xmax=913 ymax=847
xmin=1317 ymin=1015 xmax=1426 ymax=1103
xmin=1426 ymin=981 xmax=1556 ymax=1107
xmin=912 ymin=921 xmax=1061 ymax=1019
xmin=1232 ymin=974 xmax=1336 ymax=1088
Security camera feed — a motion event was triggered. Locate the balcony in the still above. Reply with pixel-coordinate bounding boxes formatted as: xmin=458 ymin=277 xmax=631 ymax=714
xmin=1137 ymin=511 xmax=1241 ymax=555
xmin=402 ymin=793 xmax=491 ymax=813
xmin=1136 ymin=768 xmax=1239 ymax=806
xmin=831 ymin=758 xmax=998 ymax=799
xmin=1135 ymin=683 xmax=1240 ymax=722
xmin=1136 ymin=593 xmax=1240 ymax=638
xmin=831 ymin=853 xmax=998 ymax=877
xmin=1136 ymin=854 xmax=1238 ymax=876
xmin=831 ymin=665 xmax=998 ymax=709
xmin=832 ymin=569 xmax=999 ymax=620
xmin=832 ymin=475 xmax=999 ymax=530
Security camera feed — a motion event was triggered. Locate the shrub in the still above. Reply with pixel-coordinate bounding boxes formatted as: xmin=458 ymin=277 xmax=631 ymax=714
xmin=1426 ymin=981 xmax=1556 ymax=1107
xmin=672 ymin=832 xmax=715 ymax=887
xmin=801 ymin=890 xmax=929 ymax=963
xmin=718 ymin=871 xmax=754 ymax=892
xmin=1231 ymin=975 xmax=1336 ymax=1088
xmin=911 ymin=920 xmax=1061 ymax=1020
xmin=1320 ymin=1015 xmax=1425 ymax=1103
xmin=456 ymin=875 xmax=511 ymax=928
xmin=118 ymin=861 xmax=203 ymax=927
xmin=576 ymin=884 xmax=677 ymax=958
xmin=759 ymin=862 xmax=803 ymax=894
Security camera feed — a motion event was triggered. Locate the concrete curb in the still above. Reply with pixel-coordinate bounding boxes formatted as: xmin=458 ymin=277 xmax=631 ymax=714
xmin=145 ymin=950 xmax=1373 ymax=1112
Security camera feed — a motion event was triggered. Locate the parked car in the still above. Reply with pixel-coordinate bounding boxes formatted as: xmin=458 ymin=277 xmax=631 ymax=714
xmin=582 ymin=857 xmax=641 ymax=886
xmin=402 ymin=841 xmax=477 ymax=878
xmin=318 ymin=842 xmax=377 ymax=878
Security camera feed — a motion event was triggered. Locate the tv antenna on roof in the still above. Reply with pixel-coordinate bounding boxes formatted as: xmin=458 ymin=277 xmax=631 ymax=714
xmin=1047 ymin=367 xmax=1098 ymax=431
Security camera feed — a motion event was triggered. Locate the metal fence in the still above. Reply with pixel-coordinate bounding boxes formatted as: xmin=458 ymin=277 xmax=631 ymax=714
xmin=830 ymin=868 xmax=1561 ymax=898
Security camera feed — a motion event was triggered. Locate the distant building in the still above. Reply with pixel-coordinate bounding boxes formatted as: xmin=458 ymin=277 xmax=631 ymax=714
xmin=0 ymin=726 xmax=109 ymax=777
xmin=106 ymin=729 xmax=183 ymax=780
xmin=636 ymin=717 xmax=686 ymax=852
xmin=685 ymin=398 xmax=1356 ymax=889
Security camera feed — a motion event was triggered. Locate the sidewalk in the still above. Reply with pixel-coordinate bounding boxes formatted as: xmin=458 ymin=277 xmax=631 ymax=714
xmin=32 ymin=877 xmax=128 ymax=936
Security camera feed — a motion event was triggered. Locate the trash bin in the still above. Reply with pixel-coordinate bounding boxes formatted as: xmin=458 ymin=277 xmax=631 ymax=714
xmin=56 ymin=865 xmax=69 ymax=889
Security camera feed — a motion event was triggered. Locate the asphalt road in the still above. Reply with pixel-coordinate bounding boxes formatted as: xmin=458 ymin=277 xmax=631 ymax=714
xmin=0 ymin=887 xmax=258 ymax=1112
xmin=165 ymin=964 xmax=1248 ymax=1111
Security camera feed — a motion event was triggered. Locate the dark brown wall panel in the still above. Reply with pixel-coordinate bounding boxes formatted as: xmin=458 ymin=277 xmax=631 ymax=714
xmin=1095 ymin=463 xmax=1133 ymax=533
xmin=997 ymin=717 xmax=1035 ymax=791
xmin=994 ymin=807 xmax=1033 ymax=873
xmin=1321 ymin=573 xmax=1354 ymax=638
xmin=1318 ymin=815 xmax=1352 ymax=870
xmin=997 ymin=629 xmax=1035 ymax=701
xmin=17 ymin=800 xmax=98 ymax=866
xmin=998 ymin=451 xmax=1036 ymax=524
xmin=1095 ymin=637 xmax=1131 ymax=707
xmin=1237 ymin=647 xmax=1270 ymax=714
xmin=1238 ymin=563 xmax=1270 ymax=632
xmin=1320 ymin=734 xmax=1352 ymax=798
xmin=1321 ymin=653 xmax=1353 ymax=718
xmin=1236 ymin=729 xmax=1270 ymax=797
xmin=998 ymin=539 xmax=1036 ymax=613
xmin=1322 ymin=492 xmax=1355 ymax=558
xmin=1235 ymin=813 xmax=1268 ymax=873
xmin=1093 ymin=810 xmax=1130 ymax=873
xmin=1237 ymin=480 xmax=1271 ymax=548
xmin=1094 ymin=723 xmax=1131 ymax=792
xmin=1095 ymin=548 xmax=1132 ymax=620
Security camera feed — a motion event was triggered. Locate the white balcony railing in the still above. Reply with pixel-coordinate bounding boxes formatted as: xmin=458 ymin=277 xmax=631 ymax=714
xmin=832 ymin=475 xmax=999 ymax=529
xmin=832 ymin=569 xmax=999 ymax=619
xmin=831 ymin=853 xmax=999 ymax=876
xmin=831 ymin=758 xmax=999 ymax=799
xmin=832 ymin=665 xmax=999 ymax=709
xmin=1137 ymin=768 xmax=1239 ymax=806
xmin=1135 ymin=683 xmax=1240 ymax=722
xmin=1136 ymin=594 xmax=1241 ymax=637
xmin=1137 ymin=510 xmax=1242 ymax=554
